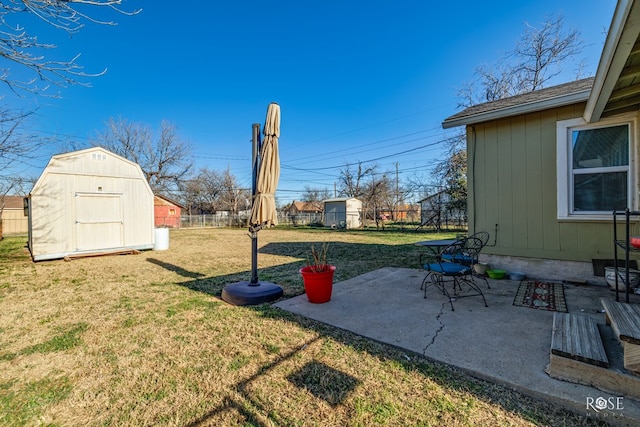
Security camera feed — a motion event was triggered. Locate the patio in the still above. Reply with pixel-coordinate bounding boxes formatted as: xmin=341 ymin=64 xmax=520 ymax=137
xmin=274 ymin=267 xmax=640 ymax=427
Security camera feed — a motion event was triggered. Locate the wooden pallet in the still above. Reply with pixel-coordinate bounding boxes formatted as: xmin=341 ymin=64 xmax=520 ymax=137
xmin=64 ymin=249 xmax=141 ymax=261
xmin=547 ymin=311 xmax=640 ymax=399
xmin=551 ymin=312 xmax=609 ymax=368
xmin=601 ymin=298 xmax=640 ymax=374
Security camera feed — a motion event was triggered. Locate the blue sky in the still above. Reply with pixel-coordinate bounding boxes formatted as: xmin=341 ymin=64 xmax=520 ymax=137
xmin=6 ymin=0 xmax=617 ymax=204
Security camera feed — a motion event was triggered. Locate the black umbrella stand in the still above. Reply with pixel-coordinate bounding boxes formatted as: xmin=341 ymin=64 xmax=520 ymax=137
xmin=221 ymin=123 xmax=283 ymax=305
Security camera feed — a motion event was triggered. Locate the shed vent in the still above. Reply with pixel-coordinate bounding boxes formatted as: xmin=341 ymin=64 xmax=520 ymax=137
xmin=91 ymin=153 xmax=107 ymax=161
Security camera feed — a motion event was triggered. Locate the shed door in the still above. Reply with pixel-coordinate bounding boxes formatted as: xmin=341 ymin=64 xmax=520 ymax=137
xmin=75 ymin=193 xmax=124 ymax=251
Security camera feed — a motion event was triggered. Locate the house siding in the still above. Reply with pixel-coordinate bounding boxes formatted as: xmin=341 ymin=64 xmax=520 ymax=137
xmin=1 ymin=196 xmax=28 ymax=235
xmin=154 ymin=196 xmax=182 ymax=228
xmin=1 ymin=208 xmax=27 ymax=235
xmin=468 ymin=101 xmax=628 ymax=263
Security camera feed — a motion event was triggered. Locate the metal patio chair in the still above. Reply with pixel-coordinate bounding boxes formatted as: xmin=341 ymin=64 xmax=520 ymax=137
xmin=420 ymin=238 xmax=488 ymax=311
xmin=440 ymin=234 xmax=491 ymax=289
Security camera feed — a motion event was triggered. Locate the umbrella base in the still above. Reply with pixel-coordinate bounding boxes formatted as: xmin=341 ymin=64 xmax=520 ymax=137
xmin=221 ymin=281 xmax=283 ymax=306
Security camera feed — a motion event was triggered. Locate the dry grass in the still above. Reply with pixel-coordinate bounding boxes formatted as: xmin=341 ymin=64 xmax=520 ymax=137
xmin=0 ymin=228 xmax=605 ymax=426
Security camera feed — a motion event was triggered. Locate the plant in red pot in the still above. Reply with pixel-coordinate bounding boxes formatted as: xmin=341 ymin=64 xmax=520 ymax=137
xmin=299 ymin=243 xmax=335 ymax=303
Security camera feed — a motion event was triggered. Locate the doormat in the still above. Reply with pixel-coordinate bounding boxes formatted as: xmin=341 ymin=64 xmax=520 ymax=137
xmin=512 ymin=280 xmax=568 ymax=312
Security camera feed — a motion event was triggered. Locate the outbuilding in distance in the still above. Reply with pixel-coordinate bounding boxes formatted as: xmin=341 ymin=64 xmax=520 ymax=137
xmin=27 ymin=147 xmax=155 ymax=261
xmin=323 ymin=197 xmax=362 ymax=229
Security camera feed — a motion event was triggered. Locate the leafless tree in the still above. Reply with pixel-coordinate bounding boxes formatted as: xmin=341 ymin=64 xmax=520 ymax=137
xmin=0 ymin=108 xmax=39 ymax=169
xmin=182 ymin=167 xmax=249 ymax=222
xmin=182 ymin=167 xmax=222 ymax=214
xmin=364 ymin=174 xmax=392 ymax=227
xmin=217 ymin=167 xmax=250 ymax=218
xmin=457 ymin=14 xmax=583 ymax=107
xmin=444 ymin=14 xmax=584 ymax=221
xmin=0 ymin=0 xmax=139 ymax=96
xmin=301 ymin=186 xmax=331 ymax=203
xmin=0 ymin=107 xmax=47 ymax=200
xmin=93 ymin=117 xmax=194 ymax=194
xmin=338 ymin=162 xmax=375 ymax=199
xmin=0 ymin=1 xmax=138 ymax=215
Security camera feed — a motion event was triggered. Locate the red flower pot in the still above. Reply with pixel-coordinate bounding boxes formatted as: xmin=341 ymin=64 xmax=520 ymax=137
xmin=299 ymin=265 xmax=336 ymax=303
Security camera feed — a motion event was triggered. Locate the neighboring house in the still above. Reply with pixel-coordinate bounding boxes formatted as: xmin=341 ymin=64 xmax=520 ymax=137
xmin=323 ymin=197 xmax=362 ymax=229
xmin=285 ymin=200 xmax=324 ymax=214
xmin=441 ymin=0 xmax=640 ymax=282
xmin=154 ymin=194 xmax=185 ymax=228
xmin=0 ymin=195 xmax=28 ymax=236
xmin=377 ymin=204 xmax=421 ymax=222
xmin=284 ymin=200 xmax=323 ymax=225
xmin=27 ymin=147 xmax=155 ymax=261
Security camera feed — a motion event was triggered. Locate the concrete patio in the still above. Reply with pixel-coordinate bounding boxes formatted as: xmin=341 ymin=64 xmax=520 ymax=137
xmin=274 ymin=267 xmax=640 ymax=427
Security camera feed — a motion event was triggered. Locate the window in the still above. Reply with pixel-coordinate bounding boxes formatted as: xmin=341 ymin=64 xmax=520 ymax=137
xmin=169 ymin=208 xmax=176 ymax=216
xmin=557 ymin=115 xmax=635 ymax=220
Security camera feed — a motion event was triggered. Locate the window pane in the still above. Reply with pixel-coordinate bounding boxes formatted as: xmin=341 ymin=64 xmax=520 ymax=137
xmin=573 ymin=172 xmax=627 ymax=211
xmin=572 ymin=125 xmax=628 ymax=169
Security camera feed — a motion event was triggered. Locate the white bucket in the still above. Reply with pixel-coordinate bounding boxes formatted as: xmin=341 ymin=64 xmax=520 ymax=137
xmin=154 ymin=228 xmax=170 ymax=250
xmin=473 ymin=262 xmax=488 ymax=275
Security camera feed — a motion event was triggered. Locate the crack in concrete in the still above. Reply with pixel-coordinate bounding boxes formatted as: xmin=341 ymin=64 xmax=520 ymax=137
xmin=423 ymin=301 xmax=447 ymax=355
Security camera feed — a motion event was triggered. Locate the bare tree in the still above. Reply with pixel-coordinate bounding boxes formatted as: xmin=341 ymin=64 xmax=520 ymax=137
xmin=301 ymin=186 xmax=331 ymax=203
xmin=0 ymin=1 xmax=138 ymax=219
xmin=94 ymin=117 xmax=194 ymax=194
xmin=442 ymin=14 xmax=584 ymax=223
xmin=457 ymin=14 xmax=583 ymax=107
xmin=0 ymin=107 xmax=47 ymax=206
xmin=513 ymin=15 xmax=583 ymax=92
xmin=0 ymin=0 xmax=139 ymax=96
xmin=0 ymin=108 xmax=41 ymax=170
xmin=183 ymin=167 xmax=223 ymax=214
xmin=217 ymin=167 xmax=250 ymax=218
xmin=338 ymin=162 xmax=375 ymax=199
xmin=182 ymin=167 xmax=249 ymax=224
xmin=364 ymin=174 xmax=392 ymax=228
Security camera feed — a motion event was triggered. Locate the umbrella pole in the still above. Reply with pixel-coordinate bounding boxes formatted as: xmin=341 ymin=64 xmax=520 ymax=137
xmin=250 ymin=123 xmax=260 ymax=285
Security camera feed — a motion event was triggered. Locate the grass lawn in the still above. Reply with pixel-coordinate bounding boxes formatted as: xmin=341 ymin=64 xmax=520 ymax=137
xmin=0 ymin=228 xmax=604 ymax=426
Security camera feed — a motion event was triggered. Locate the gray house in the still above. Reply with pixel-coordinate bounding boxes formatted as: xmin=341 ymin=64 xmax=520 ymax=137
xmin=442 ymin=0 xmax=640 ymax=282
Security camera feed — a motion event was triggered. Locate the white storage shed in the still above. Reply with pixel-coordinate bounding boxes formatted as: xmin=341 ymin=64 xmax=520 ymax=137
xmin=323 ymin=197 xmax=362 ymax=229
xmin=27 ymin=147 xmax=155 ymax=261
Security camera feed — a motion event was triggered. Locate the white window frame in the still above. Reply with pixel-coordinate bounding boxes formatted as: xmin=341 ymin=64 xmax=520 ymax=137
xmin=556 ymin=113 xmax=637 ymax=220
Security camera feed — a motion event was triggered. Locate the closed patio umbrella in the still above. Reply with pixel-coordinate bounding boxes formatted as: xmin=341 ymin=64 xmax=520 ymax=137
xmin=221 ymin=103 xmax=283 ymax=306
xmin=250 ymin=103 xmax=280 ymax=228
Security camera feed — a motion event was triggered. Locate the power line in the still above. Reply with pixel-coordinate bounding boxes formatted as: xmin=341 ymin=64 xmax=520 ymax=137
xmin=282 ymin=135 xmax=457 ymax=172
xmin=289 ymin=127 xmax=441 ymax=165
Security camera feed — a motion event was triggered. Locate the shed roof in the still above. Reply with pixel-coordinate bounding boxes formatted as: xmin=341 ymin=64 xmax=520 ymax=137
xmin=323 ymin=197 xmax=361 ymax=203
xmin=442 ymin=77 xmax=594 ymax=129
xmin=290 ymin=201 xmax=323 ymax=212
xmin=30 ymin=146 xmax=149 ymax=195
xmin=154 ymin=194 xmax=185 ymax=209
xmin=1 ymin=195 xmax=25 ymax=209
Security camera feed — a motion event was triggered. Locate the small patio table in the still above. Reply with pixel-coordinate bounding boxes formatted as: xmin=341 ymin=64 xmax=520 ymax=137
xmin=415 ymin=239 xmax=458 ymax=256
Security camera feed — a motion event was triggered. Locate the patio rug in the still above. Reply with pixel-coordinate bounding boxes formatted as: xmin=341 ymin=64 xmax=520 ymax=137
xmin=512 ymin=280 xmax=568 ymax=312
